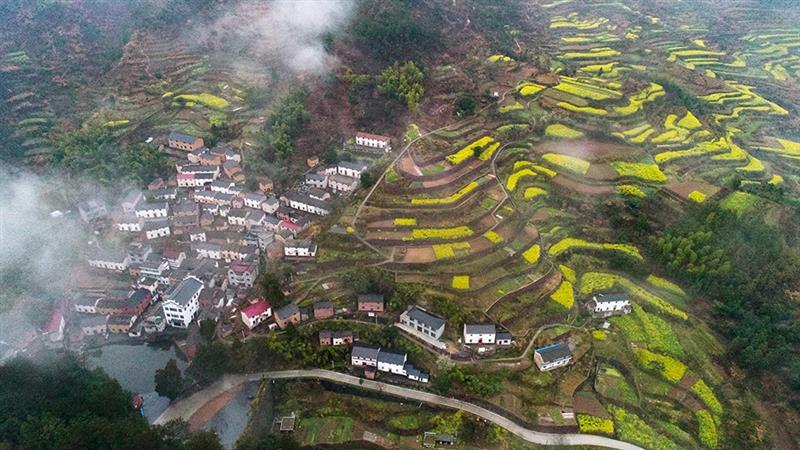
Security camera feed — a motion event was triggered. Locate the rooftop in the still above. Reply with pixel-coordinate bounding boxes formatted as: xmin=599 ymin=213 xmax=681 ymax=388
xmin=166 ymin=276 xmax=204 ymax=306
xmin=242 ymin=300 xmax=271 ymax=318
xmin=377 ymin=349 xmax=407 ymax=366
xmin=464 ymin=323 xmax=496 ymax=335
xmin=404 ymin=306 xmax=446 ymax=331
xmin=352 ymin=344 xmax=381 ymax=361
xmin=169 ymin=131 xmax=200 ymax=144
xmin=535 ymin=342 xmax=572 ymax=363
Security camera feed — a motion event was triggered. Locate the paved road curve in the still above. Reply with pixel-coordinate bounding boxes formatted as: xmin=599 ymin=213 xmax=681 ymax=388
xmin=155 ymin=369 xmax=643 ymax=450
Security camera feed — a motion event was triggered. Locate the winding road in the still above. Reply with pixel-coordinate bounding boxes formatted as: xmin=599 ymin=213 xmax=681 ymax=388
xmin=155 ymin=369 xmax=643 ymax=450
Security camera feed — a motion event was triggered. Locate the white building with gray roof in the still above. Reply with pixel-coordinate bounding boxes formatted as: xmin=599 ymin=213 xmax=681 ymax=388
xmin=399 ymin=306 xmax=446 ymax=341
xmin=162 ymin=275 xmax=204 ymax=328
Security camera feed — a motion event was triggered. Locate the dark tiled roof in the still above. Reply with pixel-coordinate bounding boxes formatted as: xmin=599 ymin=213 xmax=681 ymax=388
xmin=169 ymin=131 xmax=199 ymax=144
xmin=405 ymin=306 xmax=445 ymax=331
xmin=536 ymin=342 xmax=572 ymax=363
xmin=593 ymin=292 xmax=630 ymax=304
xmin=377 ymin=350 xmax=407 ymax=366
xmin=352 ymin=344 xmax=380 ymax=360
xmin=464 ymin=324 xmax=495 ymax=335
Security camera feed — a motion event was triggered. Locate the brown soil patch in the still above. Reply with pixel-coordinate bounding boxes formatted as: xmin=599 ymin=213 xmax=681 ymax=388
xmin=533 ymin=139 xmax=644 ymax=162
xmin=552 ymin=175 xmax=614 ymax=194
xmin=401 ymin=246 xmax=436 ymax=264
xmin=187 ymin=385 xmax=241 ymax=431
xmin=586 ymin=163 xmax=618 ymax=181
xmin=364 ymin=230 xmax=410 ymax=241
xmin=366 ymin=219 xmax=394 ymax=229
xmin=396 ymin=152 xmax=422 ymax=176
xmin=666 ymin=180 xmax=720 ymax=198
xmin=573 ymin=392 xmax=611 ymax=419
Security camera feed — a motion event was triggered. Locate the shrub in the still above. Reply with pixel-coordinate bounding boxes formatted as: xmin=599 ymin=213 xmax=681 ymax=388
xmin=550 ymin=281 xmax=575 ymax=309
xmin=616 ymin=184 xmax=646 ymax=198
xmin=633 ymin=348 xmax=687 ymax=383
xmin=592 ymin=330 xmax=608 ymax=340
xmin=542 ymin=154 xmax=590 ymax=175
xmin=691 ymin=380 xmax=723 ymax=416
xmin=522 ymin=244 xmax=541 ymax=264
xmin=411 ymin=226 xmax=473 ymax=240
xmin=696 ymin=410 xmax=718 ymax=448
xmin=577 ymin=414 xmax=614 ymax=435
xmin=688 ymin=190 xmax=706 ymax=203
xmin=452 ymin=275 xmax=470 ymax=290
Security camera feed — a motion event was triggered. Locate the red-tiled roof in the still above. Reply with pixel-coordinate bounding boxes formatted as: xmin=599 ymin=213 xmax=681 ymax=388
xmin=242 ymin=299 xmax=271 ymax=318
xmin=356 ymin=131 xmax=391 ymax=142
xmin=43 ymin=302 xmax=66 ymax=333
xmin=230 ymin=260 xmax=256 ymax=273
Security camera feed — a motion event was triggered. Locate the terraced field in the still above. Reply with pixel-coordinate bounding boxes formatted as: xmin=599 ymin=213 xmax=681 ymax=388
xmin=220 ymin=1 xmax=800 ymax=448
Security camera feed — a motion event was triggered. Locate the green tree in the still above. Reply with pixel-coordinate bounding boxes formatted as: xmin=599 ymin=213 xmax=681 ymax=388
xmin=378 ymin=61 xmax=425 ymax=110
xmin=360 ymin=171 xmax=374 ymax=188
xmin=154 ymin=359 xmax=183 ymax=401
xmin=185 ymin=429 xmax=224 ymax=450
xmin=188 ymin=342 xmax=230 ymax=384
xmin=454 ymin=94 xmax=477 ymax=116
xmin=199 ymin=319 xmax=217 ymax=343
xmin=258 ymin=272 xmax=286 ymax=306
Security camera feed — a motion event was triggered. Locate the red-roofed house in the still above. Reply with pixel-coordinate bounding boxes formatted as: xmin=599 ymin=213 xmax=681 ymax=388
xmin=43 ymin=302 xmax=66 ymax=343
xmin=355 ymin=131 xmax=392 ymax=152
xmin=228 ymin=260 xmax=259 ymax=288
xmin=241 ymin=299 xmax=272 ymax=330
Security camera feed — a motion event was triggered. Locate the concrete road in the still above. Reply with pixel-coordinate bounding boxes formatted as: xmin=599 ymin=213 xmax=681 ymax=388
xmin=155 ymin=369 xmax=643 ymax=450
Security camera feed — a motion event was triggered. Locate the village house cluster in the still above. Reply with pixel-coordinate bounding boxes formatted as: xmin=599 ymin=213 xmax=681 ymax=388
xmin=49 ymin=130 xmax=386 ymax=347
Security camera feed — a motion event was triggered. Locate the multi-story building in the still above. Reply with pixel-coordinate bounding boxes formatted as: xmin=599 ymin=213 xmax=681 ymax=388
xmin=240 ymin=299 xmax=272 ymax=330
xmin=398 ymin=306 xmax=446 ymax=341
xmin=162 ymin=276 xmax=204 ymax=328
xmin=168 ymin=131 xmax=205 ymax=151
xmin=228 ymin=260 xmax=259 ymax=288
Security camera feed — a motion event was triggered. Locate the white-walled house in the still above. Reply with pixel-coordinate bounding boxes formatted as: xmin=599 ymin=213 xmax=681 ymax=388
xmin=305 ymin=173 xmax=328 ymax=189
xmin=377 ymin=350 xmax=407 ymax=375
xmin=228 ymin=260 xmax=259 ymax=288
xmin=243 ymin=192 xmax=268 ymax=210
xmin=284 ymin=239 xmax=317 ymax=258
xmin=351 ymin=344 xmax=380 ymax=367
xmin=162 ymin=276 xmax=203 ymax=328
xmin=463 ymin=324 xmax=496 ymax=345
xmin=121 ymin=190 xmax=144 ymax=214
xmin=355 ymin=131 xmax=391 ymax=152
xmin=135 ymin=202 xmax=169 ymax=219
xmin=337 ymin=161 xmax=368 ymax=179
xmin=240 ymin=299 xmax=272 ymax=330
xmin=116 ymin=214 xmax=143 ymax=232
xmin=588 ymin=293 xmax=632 ymax=317
xmin=143 ymin=220 xmax=171 ymax=240
xmin=281 ymin=191 xmax=331 ymax=216
xmin=328 ymin=174 xmax=359 ymax=193
xmin=399 ymin=306 xmax=446 ymax=341
xmin=195 ymin=242 xmax=223 ymax=260
xmin=88 ymin=249 xmax=130 ymax=272
xmin=534 ymin=343 xmax=572 ymax=371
